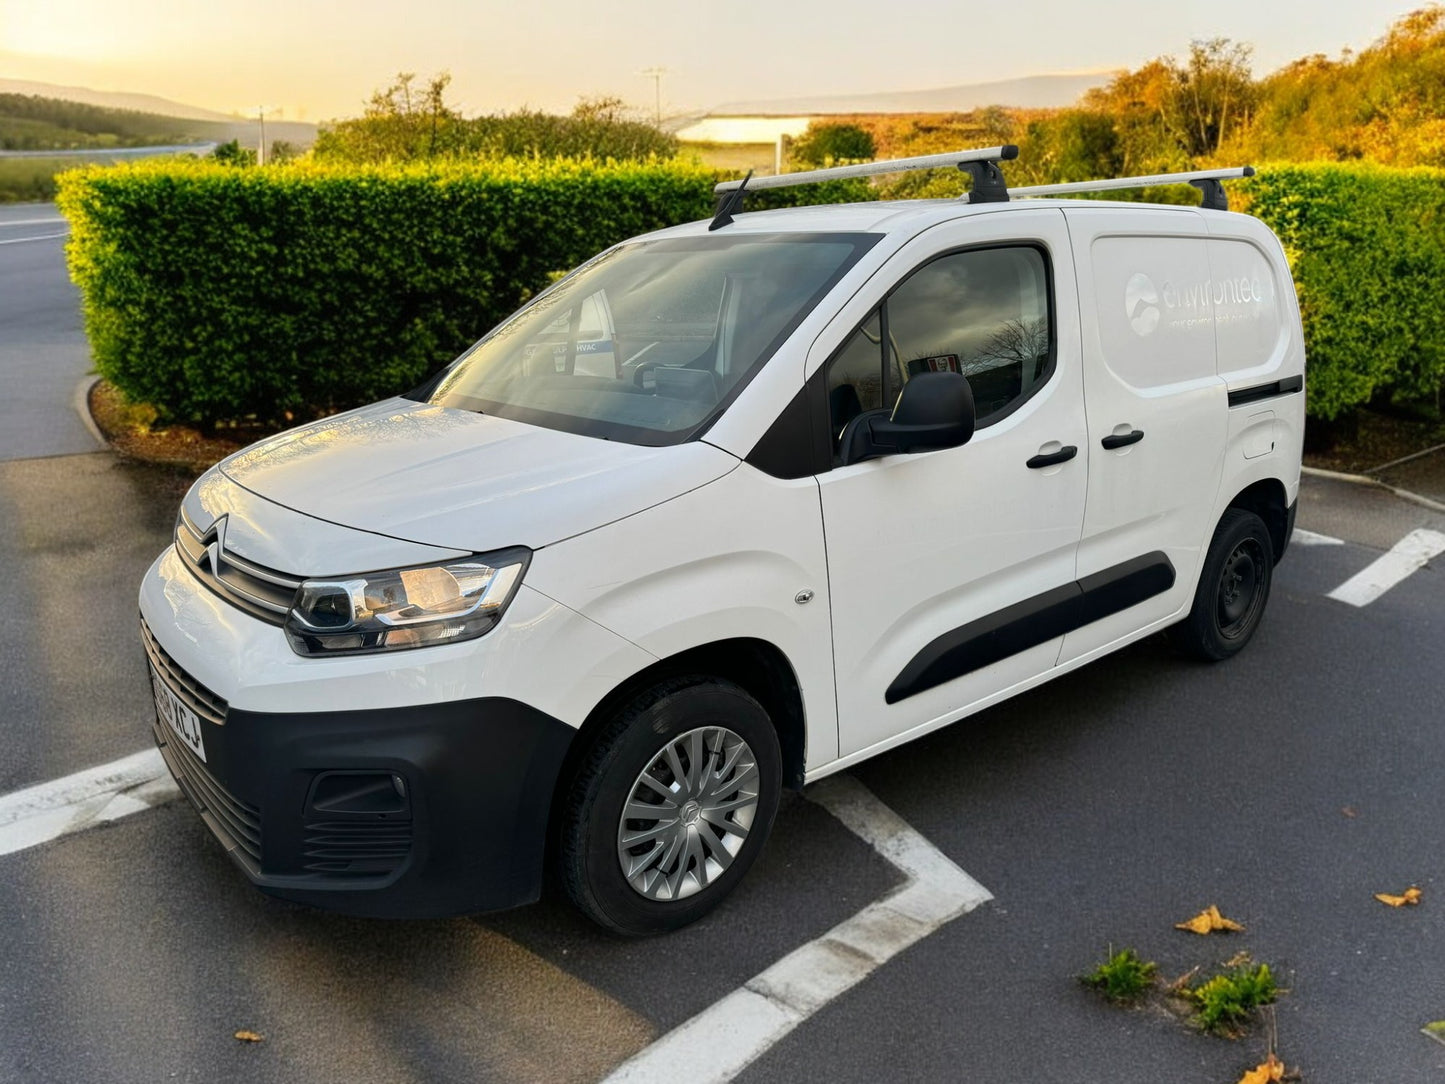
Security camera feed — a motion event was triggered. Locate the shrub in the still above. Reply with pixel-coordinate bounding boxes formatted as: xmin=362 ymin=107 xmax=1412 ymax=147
xmin=1245 ymin=162 xmax=1445 ymax=419
xmin=57 ymin=158 xmax=868 ymax=427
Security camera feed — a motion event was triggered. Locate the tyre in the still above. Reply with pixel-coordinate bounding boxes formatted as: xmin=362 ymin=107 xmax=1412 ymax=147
xmin=559 ymin=677 xmax=782 ymax=935
xmin=1171 ymin=508 xmax=1274 ymax=661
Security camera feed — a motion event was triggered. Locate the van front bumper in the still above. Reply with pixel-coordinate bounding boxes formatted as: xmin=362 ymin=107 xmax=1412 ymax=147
xmin=146 ymin=624 xmax=574 ymax=917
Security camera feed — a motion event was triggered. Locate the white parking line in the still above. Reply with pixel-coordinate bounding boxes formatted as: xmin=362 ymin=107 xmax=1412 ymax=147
xmin=0 ymin=748 xmax=178 ymax=857
xmin=602 ymin=774 xmax=992 ymax=1084
xmin=1327 ymin=528 xmax=1445 ymax=607
xmin=1292 ymin=528 xmax=1344 ymax=546
xmin=0 ymin=231 xmax=69 ymax=246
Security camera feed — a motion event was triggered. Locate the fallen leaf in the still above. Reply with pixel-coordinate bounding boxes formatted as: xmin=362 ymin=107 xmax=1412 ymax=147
xmin=1341 ymin=806 xmax=1357 ymax=818
xmin=1224 ymin=950 xmax=1254 ymax=968
xmin=1175 ymin=904 xmax=1246 ymax=934
xmin=1423 ymin=1020 xmax=1445 ymax=1046
xmin=1236 ymin=1052 xmax=1285 ymax=1084
xmin=1375 ymin=886 xmax=1423 ymax=907
xmin=233 ymin=1030 xmax=265 ymax=1043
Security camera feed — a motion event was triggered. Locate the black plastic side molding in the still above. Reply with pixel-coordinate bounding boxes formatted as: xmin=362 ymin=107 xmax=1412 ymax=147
xmin=1227 ymin=375 xmax=1303 ymax=408
xmin=884 ymin=553 xmax=1176 ymax=704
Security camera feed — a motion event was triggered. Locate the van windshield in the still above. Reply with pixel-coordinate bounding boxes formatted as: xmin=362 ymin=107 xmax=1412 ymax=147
xmin=430 ymin=232 xmax=877 ymax=445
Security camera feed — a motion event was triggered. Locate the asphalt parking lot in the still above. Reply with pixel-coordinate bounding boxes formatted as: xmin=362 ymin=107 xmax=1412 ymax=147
xmin=3 ymin=204 xmax=1444 ymax=1083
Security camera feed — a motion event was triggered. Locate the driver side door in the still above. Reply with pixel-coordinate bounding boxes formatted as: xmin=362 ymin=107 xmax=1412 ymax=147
xmin=816 ymin=210 xmax=1089 ymax=761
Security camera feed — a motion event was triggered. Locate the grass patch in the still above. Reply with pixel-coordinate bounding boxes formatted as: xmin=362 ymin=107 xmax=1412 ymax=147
xmin=0 ymin=156 xmax=68 ymax=202
xmin=1082 ymin=948 xmax=1158 ymax=1004
xmin=1188 ymin=961 xmax=1278 ymax=1035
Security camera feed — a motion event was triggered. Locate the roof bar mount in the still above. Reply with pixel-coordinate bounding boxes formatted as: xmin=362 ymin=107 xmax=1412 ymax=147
xmin=1009 ymin=166 xmax=1256 ymax=211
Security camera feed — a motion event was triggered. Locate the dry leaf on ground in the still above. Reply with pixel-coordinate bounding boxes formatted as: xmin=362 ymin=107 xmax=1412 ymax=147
xmin=1174 ymin=904 xmax=1246 ymax=934
xmin=1374 ymin=886 xmax=1422 ymax=907
xmin=233 ymin=1030 xmax=265 ymax=1043
xmin=1237 ymin=1052 xmax=1285 ymax=1084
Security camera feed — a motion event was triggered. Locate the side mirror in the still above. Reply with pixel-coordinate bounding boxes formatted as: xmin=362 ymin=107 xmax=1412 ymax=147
xmin=840 ymin=371 xmax=975 ymax=465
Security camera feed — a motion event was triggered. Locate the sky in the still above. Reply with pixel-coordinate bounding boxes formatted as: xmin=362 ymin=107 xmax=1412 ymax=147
xmin=0 ymin=0 xmax=1431 ymax=121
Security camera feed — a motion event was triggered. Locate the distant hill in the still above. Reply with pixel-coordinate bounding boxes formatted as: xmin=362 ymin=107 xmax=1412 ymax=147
xmin=0 ymin=78 xmax=316 ymax=147
xmin=713 ymin=72 xmax=1115 ymax=115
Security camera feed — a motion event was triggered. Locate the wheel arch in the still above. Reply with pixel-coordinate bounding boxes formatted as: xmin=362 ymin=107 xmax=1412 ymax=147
xmin=1223 ymin=477 xmax=1291 ymax=563
xmin=546 ymin=637 xmax=808 ymax=855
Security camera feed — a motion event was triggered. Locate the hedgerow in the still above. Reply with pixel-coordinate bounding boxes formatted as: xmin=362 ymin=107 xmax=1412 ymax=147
xmin=57 ymin=158 xmax=868 ymax=427
xmin=1244 ymin=162 xmax=1445 ymax=419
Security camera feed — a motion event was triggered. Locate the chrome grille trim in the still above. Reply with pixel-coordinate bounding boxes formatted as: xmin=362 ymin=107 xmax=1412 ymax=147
xmin=175 ymin=510 xmax=302 ymax=627
xmin=141 ymin=618 xmax=228 ymax=727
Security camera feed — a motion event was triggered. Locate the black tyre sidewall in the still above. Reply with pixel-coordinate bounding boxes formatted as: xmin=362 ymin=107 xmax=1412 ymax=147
xmin=564 ymin=678 xmax=782 ymax=935
xmin=1178 ymin=509 xmax=1274 ymax=661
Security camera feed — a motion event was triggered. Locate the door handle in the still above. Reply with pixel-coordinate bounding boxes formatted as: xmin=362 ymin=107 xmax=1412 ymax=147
xmin=1026 ymin=445 xmax=1078 ymax=469
xmin=1101 ymin=428 xmax=1145 ymax=450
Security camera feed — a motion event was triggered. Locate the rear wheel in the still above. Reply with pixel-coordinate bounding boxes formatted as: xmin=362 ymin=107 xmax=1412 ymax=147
xmin=559 ymin=677 xmax=781 ymax=935
xmin=1171 ymin=508 xmax=1274 ymax=661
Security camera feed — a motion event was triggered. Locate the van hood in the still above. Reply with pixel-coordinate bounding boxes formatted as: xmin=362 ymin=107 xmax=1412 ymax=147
xmin=218 ymin=399 xmax=739 ymax=554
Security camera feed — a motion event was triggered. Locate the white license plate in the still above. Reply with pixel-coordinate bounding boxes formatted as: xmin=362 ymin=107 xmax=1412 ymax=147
xmin=151 ymin=667 xmax=206 ymax=762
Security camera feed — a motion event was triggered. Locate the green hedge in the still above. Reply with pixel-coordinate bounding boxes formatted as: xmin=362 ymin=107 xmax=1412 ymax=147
xmin=58 ymin=158 xmax=868 ymax=426
xmin=1244 ymin=163 xmax=1445 ymax=420
xmin=65 ymin=157 xmax=1441 ymax=429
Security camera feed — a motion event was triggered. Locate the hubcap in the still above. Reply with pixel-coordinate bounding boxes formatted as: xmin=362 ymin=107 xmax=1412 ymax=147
xmin=616 ymin=726 xmax=760 ymax=901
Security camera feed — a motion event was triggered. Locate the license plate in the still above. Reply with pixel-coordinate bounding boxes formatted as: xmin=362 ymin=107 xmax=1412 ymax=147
xmin=151 ymin=667 xmax=206 ymax=762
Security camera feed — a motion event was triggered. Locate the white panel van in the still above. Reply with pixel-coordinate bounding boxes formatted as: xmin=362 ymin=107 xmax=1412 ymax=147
xmin=139 ymin=151 xmax=1304 ymax=934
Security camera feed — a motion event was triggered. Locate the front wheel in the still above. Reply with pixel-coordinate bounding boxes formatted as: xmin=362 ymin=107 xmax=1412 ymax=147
xmin=1171 ymin=508 xmax=1274 ymax=661
xmin=559 ymin=677 xmax=782 ymax=935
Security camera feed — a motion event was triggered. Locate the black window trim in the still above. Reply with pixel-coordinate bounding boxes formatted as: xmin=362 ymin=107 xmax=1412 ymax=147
xmin=808 ymin=239 xmax=1059 ymax=473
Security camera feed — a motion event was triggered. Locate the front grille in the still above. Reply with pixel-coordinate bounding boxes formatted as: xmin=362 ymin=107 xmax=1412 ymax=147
xmin=143 ymin=620 xmax=262 ymax=866
xmin=175 ymin=506 xmax=301 ymax=627
xmin=141 ymin=618 xmax=228 ymax=727
xmin=155 ymin=719 xmax=264 ymax=866
xmin=303 ymin=820 xmax=413 ymax=877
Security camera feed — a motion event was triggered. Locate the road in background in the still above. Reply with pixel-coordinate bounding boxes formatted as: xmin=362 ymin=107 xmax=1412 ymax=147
xmin=0 ymin=202 xmax=97 ymax=461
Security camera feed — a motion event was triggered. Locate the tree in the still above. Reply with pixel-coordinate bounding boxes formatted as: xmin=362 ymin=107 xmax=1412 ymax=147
xmin=212 ymin=139 xmax=256 ymax=167
xmin=791 ymin=123 xmax=875 ymax=167
xmin=313 ymin=71 xmax=462 ymax=162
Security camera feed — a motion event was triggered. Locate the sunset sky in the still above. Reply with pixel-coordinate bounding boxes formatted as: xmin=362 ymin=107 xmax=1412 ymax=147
xmin=0 ymin=0 xmax=1427 ymax=121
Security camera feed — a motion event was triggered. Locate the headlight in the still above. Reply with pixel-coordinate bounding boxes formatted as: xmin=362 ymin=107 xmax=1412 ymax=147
xmin=284 ymin=548 xmax=530 ymax=656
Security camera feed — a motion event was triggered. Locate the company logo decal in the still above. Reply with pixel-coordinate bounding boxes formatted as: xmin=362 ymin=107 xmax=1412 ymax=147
xmin=1124 ymin=273 xmax=1160 ymax=336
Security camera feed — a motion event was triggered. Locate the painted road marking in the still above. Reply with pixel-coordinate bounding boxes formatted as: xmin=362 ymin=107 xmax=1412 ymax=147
xmin=602 ymin=774 xmax=992 ymax=1084
xmin=0 ymin=217 xmax=65 ymax=228
xmin=1327 ymin=528 xmax=1445 ymax=607
xmin=1292 ymin=528 xmax=1344 ymax=547
xmin=0 ymin=748 xmax=178 ymax=858
xmin=0 ymin=231 xmax=69 ymax=246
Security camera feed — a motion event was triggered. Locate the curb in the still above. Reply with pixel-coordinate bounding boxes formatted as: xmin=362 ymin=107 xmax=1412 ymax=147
xmin=72 ymin=374 xmax=106 ymax=450
xmin=1301 ymin=465 xmax=1445 ymax=515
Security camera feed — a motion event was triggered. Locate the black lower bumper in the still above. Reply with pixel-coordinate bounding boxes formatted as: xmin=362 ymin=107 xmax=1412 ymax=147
xmin=153 ymin=692 xmax=575 ymax=918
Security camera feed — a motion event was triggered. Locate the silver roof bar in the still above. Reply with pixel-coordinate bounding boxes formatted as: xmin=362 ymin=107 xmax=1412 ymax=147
xmin=1010 ymin=166 xmax=1255 ymax=210
xmin=713 ymin=145 xmax=1018 ymax=195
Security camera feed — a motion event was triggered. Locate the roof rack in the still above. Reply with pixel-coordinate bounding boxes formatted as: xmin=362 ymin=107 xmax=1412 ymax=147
xmin=1009 ymin=166 xmax=1255 ymax=211
xmin=713 ymin=144 xmax=1019 ymax=201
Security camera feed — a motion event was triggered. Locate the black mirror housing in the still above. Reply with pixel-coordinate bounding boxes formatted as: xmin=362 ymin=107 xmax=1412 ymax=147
xmin=843 ymin=372 xmax=975 ymax=464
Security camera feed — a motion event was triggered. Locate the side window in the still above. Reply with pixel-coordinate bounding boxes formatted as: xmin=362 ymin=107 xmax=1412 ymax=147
xmin=825 ymin=311 xmax=883 ymax=438
xmin=887 ymin=246 xmax=1052 ymax=424
xmin=824 ymin=245 xmax=1053 ymax=452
